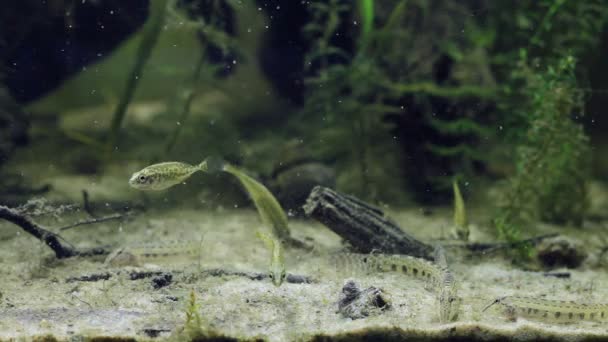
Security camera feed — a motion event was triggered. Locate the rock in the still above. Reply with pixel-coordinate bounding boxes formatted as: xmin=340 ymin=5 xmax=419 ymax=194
xmin=151 ymin=273 xmax=173 ymax=289
xmin=536 ymin=236 xmax=587 ymax=269
xmin=336 ymin=280 xmax=390 ymax=320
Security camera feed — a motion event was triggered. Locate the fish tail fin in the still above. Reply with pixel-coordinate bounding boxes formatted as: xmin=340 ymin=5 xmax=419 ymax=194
xmin=200 ymin=156 xmax=225 ymax=173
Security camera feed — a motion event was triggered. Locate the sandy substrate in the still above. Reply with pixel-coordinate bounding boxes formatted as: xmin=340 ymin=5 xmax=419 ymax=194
xmin=1 ymin=206 xmax=608 ymax=341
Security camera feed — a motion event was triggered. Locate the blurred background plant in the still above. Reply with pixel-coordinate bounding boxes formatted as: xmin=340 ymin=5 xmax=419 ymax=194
xmin=1 ymin=0 xmax=608 ymax=236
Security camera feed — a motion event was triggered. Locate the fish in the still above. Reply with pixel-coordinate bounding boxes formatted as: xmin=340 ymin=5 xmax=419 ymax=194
xmin=452 ymin=180 xmax=469 ymax=241
xmin=129 ymin=156 xmax=299 ymax=248
xmin=104 ymin=240 xmax=202 ymax=267
xmin=482 ymin=296 xmax=608 ymax=323
xmin=256 ymin=231 xmax=286 ymax=286
xmin=329 ymin=251 xmax=460 ymax=323
xmin=223 ymin=163 xmax=292 ymax=244
xmin=129 ymin=161 xmax=208 ymax=190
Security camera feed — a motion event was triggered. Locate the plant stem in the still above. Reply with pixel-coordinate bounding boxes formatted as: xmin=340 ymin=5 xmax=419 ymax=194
xmin=105 ymin=0 xmax=168 ymax=158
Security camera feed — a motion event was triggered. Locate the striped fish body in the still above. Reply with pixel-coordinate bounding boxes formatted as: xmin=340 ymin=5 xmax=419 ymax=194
xmin=491 ymin=296 xmax=608 ymax=323
xmin=329 ymin=253 xmax=459 ymax=323
xmin=330 ymin=254 xmax=441 ymax=287
xmin=105 ymin=240 xmax=201 ymax=267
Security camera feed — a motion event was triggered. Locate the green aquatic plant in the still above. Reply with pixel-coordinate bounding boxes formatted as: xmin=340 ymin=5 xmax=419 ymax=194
xmin=358 ymin=0 xmax=374 ymax=49
xmin=494 ymin=55 xmax=591 ymax=263
xmin=499 ymin=55 xmax=590 ymax=227
xmin=105 ymin=0 xmax=168 ymax=158
xmin=182 ymin=290 xmax=209 ymax=339
xmin=301 ymin=0 xmax=500 ymax=203
xmin=301 ymin=0 xmax=405 ymax=201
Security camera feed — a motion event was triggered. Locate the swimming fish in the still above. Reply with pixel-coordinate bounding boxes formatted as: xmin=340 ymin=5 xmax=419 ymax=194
xmin=483 ymin=296 xmax=608 ymax=323
xmin=257 ymin=231 xmax=286 ymax=286
xmin=129 ymin=157 xmax=295 ymax=246
xmin=129 ymin=161 xmax=208 ymax=190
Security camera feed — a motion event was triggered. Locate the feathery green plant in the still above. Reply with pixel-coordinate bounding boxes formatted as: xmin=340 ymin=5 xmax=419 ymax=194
xmin=495 ymin=55 xmax=590 ymax=264
xmin=499 ymin=55 xmax=590 ymax=227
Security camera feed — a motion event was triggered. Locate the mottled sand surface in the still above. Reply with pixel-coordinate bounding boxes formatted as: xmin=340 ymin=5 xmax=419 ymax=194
xmin=1 ymin=203 xmax=608 ymax=341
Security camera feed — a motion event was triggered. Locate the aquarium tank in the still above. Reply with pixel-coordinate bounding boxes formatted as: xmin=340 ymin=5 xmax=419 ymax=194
xmin=2 ymin=0 xmax=608 ymax=341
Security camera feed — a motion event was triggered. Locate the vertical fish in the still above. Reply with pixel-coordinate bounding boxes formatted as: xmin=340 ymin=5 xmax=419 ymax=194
xmin=452 ymin=180 xmax=469 ymax=241
xmin=220 ymin=161 xmax=293 ymax=245
xmin=256 ymin=231 xmax=286 ymax=286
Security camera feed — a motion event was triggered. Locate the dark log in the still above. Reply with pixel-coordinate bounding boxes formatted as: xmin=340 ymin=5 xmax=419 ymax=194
xmin=303 ymin=186 xmax=434 ymax=260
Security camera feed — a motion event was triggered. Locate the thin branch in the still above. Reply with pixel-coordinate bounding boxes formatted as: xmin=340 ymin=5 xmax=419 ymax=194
xmin=59 ymin=213 xmax=126 ymax=231
xmin=0 ymin=205 xmax=109 ymax=259
xmin=82 ymin=190 xmax=97 ymax=217
xmin=447 ymin=233 xmax=559 ymax=254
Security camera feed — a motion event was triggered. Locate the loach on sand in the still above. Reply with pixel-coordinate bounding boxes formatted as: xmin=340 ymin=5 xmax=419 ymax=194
xmin=104 ymin=240 xmax=202 ymax=267
xmin=329 ymin=245 xmax=460 ymax=323
xmin=483 ymin=296 xmax=608 ymax=323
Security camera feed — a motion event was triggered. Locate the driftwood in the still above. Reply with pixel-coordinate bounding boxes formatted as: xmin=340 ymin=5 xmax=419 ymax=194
xmin=303 ymin=186 xmax=434 ymax=260
xmin=0 ymin=205 xmax=109 ymax=258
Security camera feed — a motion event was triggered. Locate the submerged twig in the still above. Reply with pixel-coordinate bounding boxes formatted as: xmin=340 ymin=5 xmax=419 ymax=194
xmin=543 ymin=272 xmax=570 ymax=279
xmin=0 ymin=205 xmax=109 ymax=259
xmin=82 ymin=190 xmax=96 ymax=217
xmin=71 ymin=268 xmax=314 ymax=284
xmin=458 ymin=233 xmax=559 ymax=254
xmin=201 ymin=268 xmax=313 ymax=284
xmin=59 ymin=213 xmax=127 ymax=231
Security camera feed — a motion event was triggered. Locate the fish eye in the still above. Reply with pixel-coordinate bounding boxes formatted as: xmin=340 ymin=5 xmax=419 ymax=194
xmin=138 ymin=175 xmax=146 ymax=182
xmin=269 ymin=274 xmax=274 ymax=279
